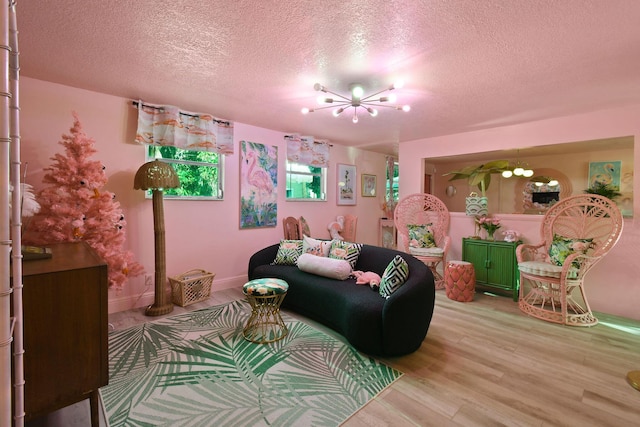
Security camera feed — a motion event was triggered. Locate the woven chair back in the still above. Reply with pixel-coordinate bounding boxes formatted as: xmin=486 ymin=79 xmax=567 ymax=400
xmin=394 ymin=193 xmax=450 ymax=252
xmin=541 ymin=194 xmax=623 ymax=259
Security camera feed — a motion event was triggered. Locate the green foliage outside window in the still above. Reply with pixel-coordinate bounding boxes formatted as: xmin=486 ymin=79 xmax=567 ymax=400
xmin=286 ymin=161 xmax=326 ymax=200
xmin=146 ymin=146 xmax=223 ymax=199
xmin=386 ymin=160 xmax=399 ymax=202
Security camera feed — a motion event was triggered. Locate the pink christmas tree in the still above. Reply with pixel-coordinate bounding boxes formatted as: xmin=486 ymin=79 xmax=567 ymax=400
xmin=23 ymin=113 xmax=144 ymax=289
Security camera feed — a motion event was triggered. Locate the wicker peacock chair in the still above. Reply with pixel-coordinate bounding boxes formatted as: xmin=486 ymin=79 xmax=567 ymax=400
xmin=394 ymin=193 xmax=451 ymax=289
xmin=517 ymin=194 xmax=623 ymax=326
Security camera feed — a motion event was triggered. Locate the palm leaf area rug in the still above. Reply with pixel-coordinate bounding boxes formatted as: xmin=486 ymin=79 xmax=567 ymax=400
xmin=100 ymin=299 xmax=402 ymax=427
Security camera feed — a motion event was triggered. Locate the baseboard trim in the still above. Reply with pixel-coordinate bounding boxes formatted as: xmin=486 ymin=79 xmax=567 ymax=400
xmin=108 ymin=274 xmax=248 ymax=314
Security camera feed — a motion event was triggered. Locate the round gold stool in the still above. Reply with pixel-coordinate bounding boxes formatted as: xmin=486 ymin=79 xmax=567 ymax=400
xmin=242 ymin=278 xmax=289 ymax=344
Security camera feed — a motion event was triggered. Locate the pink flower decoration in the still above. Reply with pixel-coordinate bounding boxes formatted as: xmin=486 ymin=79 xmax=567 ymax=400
xmin=572 ymin=242 xmax=588 ymax=251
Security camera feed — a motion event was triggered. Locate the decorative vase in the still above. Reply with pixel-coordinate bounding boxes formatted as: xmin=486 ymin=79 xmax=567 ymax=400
xmin=486 ymin=229 xmax=495 ymax=241
xmin=465 ymin=192 xmax=488 ymax=216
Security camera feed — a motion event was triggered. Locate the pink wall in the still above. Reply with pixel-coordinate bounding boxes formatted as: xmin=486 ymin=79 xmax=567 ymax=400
xmin=22 ymin=77 xmax=639 ymax=320
xmin=20 ymin=77 xmax=389 ymax=313
xmin=399 ymin=105 xmax=640 ymax=320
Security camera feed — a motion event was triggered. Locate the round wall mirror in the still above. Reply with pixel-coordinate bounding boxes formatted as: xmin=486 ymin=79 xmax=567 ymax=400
xmin=514 ymin=168 xmax=572 ymax=214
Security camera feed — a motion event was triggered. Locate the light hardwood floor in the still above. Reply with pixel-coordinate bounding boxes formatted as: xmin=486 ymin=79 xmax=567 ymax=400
xmin=344 ymin=291 xmax=640 ymax=427
xmin=26 ymin=288 xmax=640 ymax=426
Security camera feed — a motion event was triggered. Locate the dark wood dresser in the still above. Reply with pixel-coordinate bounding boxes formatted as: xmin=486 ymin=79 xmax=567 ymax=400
xmin=17 ymin=241 xmax=108 ymax=426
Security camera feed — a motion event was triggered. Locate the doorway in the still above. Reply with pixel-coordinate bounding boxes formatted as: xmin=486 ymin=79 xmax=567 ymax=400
xmin=424 ymin=174 xmax=433 ymax=194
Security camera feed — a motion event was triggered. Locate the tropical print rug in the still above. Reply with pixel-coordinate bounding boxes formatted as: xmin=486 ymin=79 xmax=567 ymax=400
xmin=100 ymin=299 xmax=402 ymax=426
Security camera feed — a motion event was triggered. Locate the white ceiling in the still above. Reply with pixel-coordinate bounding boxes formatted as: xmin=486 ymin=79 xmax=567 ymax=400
xmin=15 ymin=0 xmax=640 ymax=155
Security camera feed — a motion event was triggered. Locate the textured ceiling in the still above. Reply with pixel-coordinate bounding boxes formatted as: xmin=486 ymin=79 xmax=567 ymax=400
xmin=15 ymin=0 xmax=640 ymax=155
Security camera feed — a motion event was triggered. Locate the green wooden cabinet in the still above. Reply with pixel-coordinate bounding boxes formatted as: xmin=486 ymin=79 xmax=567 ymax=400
xmin=462 ymin=238 xmax=520 ymax=301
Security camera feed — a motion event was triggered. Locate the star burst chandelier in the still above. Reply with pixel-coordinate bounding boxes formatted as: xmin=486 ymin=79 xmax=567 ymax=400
xmin=301 ymin=81 xmax=411 ymax=123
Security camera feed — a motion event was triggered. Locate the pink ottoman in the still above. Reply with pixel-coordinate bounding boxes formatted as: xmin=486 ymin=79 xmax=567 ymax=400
xmin=445 ymin=260 xmax=476 ymax=302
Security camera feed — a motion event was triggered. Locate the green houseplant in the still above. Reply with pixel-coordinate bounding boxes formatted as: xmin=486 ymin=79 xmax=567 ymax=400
xmin=584 ymin=181 xmax=622 ymax=201
xmin=443 ymin=160 xmax=511 ymax=196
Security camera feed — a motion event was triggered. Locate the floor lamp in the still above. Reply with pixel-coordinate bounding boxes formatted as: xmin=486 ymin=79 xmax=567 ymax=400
xmin=134 ymin=160 xmax=180 ymax=316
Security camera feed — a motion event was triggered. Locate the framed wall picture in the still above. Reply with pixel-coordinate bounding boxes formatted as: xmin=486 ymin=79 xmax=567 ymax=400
xmin=337 ymin=163 xmax=356 ymax=205
xmin=362 ymin=174 xmax=376 ymax=197
xmin=240 ymin=140 xmax=278 ymax=228
xmin=588 ymin=161 xmax=621 ymax=190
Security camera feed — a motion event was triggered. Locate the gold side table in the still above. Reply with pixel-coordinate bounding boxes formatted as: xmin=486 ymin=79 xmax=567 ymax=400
xmin=242 ymin=278 xmax=289 ymax=344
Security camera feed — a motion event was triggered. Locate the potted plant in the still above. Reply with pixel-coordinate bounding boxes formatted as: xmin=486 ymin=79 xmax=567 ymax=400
xmin=584 ymin=181 xmax=622 ymax=201
xmin=443 ymin=160 xmax=511 ymax=197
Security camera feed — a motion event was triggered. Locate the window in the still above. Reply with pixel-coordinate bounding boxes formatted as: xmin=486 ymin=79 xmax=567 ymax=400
xmin=286 ymin=161 xmax=326 ymax=200
xmin=386 ymin=159 xmax=399 ymax=202
xmin=146 ymin=145 xmax=224 ymax=199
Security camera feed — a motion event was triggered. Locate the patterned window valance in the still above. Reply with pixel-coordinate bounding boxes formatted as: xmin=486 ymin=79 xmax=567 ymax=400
xmin=134 ymin=101 xmax=234 ymax=155
xmin=285 ymin=134 xmax=330 ymax=168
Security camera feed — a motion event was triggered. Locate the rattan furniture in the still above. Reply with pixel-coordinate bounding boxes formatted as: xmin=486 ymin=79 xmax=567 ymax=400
xmin=394 ymin=193 xmax=451 ymax=289
xmin=170 ymin=269 xmax=215 ymax=307
xmin=517 ymin=194 xmax=623 ymax=326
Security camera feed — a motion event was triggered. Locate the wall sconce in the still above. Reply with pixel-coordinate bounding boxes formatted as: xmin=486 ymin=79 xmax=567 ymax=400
xmin=445 ymin=185 xmax=457 ymax=197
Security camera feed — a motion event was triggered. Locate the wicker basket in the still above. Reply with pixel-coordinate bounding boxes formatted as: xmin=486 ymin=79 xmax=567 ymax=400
xmin=170 ymin=269 xmax=215 ymax=307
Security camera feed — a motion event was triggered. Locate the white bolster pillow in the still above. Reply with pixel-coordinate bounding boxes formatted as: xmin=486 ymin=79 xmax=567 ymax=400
xmin=296 ymin=253 xmax=352 ymax=280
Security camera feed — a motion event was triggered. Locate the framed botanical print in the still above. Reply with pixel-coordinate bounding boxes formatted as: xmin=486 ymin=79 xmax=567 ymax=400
xmin=337 ymin=163 xmax=356 ymax=205
xmin=362 ymin=174 xmax=376 ymax=197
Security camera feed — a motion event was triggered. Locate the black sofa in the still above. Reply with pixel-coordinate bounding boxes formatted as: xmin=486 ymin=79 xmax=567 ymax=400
xmin=247 ymin=243 xmax=435 ymax=357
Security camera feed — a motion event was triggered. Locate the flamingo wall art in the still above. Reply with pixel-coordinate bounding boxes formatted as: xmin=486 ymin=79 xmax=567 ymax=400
xmin=588 ymin=161 xmax=621 ymax=190
xmin=240 ymin=140 xmax=278 ymax=228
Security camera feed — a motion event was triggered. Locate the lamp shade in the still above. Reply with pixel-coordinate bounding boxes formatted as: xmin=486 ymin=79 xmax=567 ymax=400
xmin=134 ymin=160 xmax=180 ymax=191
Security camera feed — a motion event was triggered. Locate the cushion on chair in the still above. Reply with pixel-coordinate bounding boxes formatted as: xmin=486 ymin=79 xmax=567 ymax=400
xmin=518 ymin=261 xmax=562 ymax=278
xmin=407 ymin=224 xmax=436 ymax=248
xmin=243 ymin=278 xmax=289 ymax=296
xmin=519 ymin=261 xmax=581 ymax=279
xmin=409 ymin=247 xmax=444 ymax=257
xmin=548 ymin=234 xmax=593 ymax=268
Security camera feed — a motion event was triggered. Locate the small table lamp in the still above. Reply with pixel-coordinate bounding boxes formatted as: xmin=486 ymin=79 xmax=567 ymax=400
xmin=134 ymin=160 xmax=180 ymax=316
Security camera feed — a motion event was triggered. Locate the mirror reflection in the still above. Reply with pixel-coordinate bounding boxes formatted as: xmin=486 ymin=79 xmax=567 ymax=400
xmin=426 ymin=136 xmax=633 ymax=217
xmin=523 ymin=176 xmax=561 ymax=214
